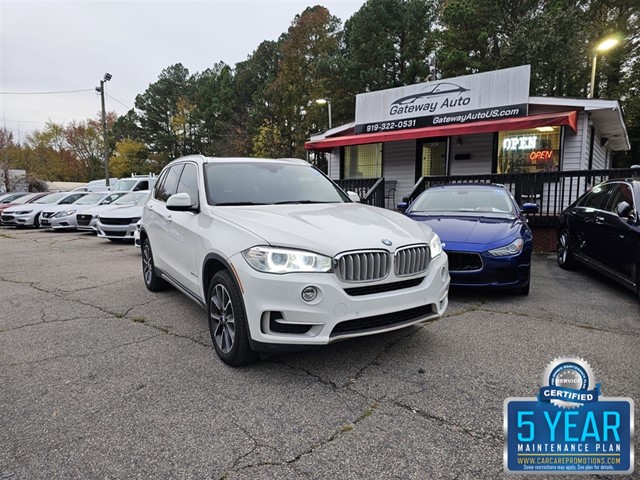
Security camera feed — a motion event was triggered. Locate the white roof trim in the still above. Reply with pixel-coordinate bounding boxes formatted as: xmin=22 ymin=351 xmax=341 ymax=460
xmin=310 ymin=121 xmax=355 ymax=141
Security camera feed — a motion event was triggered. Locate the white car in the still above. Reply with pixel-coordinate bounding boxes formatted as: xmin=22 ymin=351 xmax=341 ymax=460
xmin=109 ymin=176 xmax=157 ymax=193
xmin=40 ymin=192 xmax=127 ymax=230
xmin=97 ymin=193 xmax=150 ymax=241
xmin=140 ymin=156 xmax=450 ymax=366
xmin=76 ymin=191 xmax=148 ymax=232
xmin=1 ymin=192 xmax=88 ymax=228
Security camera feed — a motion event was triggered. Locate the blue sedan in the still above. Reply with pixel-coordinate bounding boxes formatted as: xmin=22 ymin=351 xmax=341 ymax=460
xmin=399 ymin=184 xmax=538 ymax=294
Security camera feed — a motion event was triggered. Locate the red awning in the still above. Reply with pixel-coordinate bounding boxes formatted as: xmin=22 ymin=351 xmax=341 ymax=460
xmin=305 ymin=110 xmax=577 ymax=151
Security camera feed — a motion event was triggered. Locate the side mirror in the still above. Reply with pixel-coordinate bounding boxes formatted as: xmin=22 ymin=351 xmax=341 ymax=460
xmin=521 ymin=203 xmax=539 ymax=214
xmin=615 ymin=201 xmax=631 ymax=218
xmin=347 ymin=191 xmax=361 ymax=203
xmin=167 ymin=192 xmax=197 ymax=212
xmin=396 ymin=202 xmax=409 ymax=213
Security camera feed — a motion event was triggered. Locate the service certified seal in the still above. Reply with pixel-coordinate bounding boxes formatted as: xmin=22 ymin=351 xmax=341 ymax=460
xmin=538 ymin=356 xmax=600 ymax=408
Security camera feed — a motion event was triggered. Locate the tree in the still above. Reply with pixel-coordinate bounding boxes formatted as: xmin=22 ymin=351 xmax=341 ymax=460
xmin=252 ymin=120 xmax=287 ymax=158
xmin=268 ymin=6 xmax=342 ymax=157
xmin=109 ymin=139 xmax=149 ymax=177
xmin=342 ymin=0 xmax=438 ymax=92
xmin=134 ymin=63 xmax=196 ymax=164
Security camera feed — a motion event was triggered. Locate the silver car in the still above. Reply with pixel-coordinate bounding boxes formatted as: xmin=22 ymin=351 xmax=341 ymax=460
xmin=76 ymin=191 xmax=148 ymax=232
xmin=1 ymin=192 xmax=88 ymax=228
xmin=40 ymin=192 xmax=128 ymax=230
xmin=97 ymin=193 xmax=150 ymax=242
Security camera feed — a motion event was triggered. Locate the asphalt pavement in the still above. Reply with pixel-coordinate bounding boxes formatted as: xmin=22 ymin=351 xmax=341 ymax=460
xmin=1 ymin=228 xmax=638 ymax=480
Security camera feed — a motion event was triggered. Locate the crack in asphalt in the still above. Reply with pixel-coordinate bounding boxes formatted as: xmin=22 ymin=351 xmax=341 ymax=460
xmin=473 ymin=306 xmax=640 ymax=338
xmin=217 ymin=309 xmax=496 ymax=478
xmin=216 ymin=402 xmax=379 ymax=479
xmin=3 ymin=334 xmax=162 ymax=367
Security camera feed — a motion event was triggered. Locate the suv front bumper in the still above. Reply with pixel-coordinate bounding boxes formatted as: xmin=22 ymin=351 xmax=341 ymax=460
xmin=230 ymin=252 xmax=450 ymax=348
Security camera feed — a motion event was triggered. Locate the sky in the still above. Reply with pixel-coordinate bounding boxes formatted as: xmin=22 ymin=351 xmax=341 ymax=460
xmin=0 ymin=0 xmax=366 ymax=142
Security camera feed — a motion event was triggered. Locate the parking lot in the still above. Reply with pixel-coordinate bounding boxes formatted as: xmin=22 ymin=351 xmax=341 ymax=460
xmin=1 ymin=228 xmax=638 ymax=479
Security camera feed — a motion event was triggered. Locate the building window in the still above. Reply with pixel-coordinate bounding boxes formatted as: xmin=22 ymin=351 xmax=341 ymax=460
xmin=497 ymin=126 xmax=561 ymax=173
xmin=343 ymin=143 xmax=382 ymax=179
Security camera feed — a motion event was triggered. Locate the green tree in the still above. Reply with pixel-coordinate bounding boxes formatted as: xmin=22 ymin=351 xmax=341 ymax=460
xmin=134 ymin=63 xmax=196 ymax=164
xmin=342 ymin=0 xmax=438 ymax=92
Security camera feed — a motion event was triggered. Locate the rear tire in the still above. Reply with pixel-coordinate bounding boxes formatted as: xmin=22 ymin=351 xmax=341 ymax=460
xmin=142 ymin=238 xmax=168 ymax=292
xmin=557 ymin=228 xmax=576 ymax=270
xmin=207 ymin=271 xmax=257 ymax=367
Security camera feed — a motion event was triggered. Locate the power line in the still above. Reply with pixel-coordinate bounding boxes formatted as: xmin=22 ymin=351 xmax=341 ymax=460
xmin=106 ymin=93 xmax=132 ymax=110
xmin=0 ymin=89 xmax=94 ymax=95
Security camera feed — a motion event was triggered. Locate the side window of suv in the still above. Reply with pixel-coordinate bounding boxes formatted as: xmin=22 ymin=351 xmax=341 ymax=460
xmin=156 ymin=165 xmax=184 ymax=202
xmin=134 ymin=180 xmax=148 ymax=191
xmin=176 ymin=163 xmax=199 ymax=206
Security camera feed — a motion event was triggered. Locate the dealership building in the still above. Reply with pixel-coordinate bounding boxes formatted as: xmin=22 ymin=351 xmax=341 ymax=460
xmin=305 ymin=66 xmax=630 ymax=230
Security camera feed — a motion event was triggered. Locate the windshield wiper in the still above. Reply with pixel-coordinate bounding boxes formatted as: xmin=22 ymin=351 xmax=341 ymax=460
xmin=214 ymin=202 xmax=268 ymax=206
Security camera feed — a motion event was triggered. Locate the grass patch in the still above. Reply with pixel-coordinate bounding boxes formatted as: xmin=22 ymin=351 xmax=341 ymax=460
xmin=132 ymin=317 xmax=146 ymax=323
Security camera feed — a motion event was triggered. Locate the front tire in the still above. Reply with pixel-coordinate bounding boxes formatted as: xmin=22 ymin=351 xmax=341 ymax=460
xmin=142 ymin=238 xmax=168 ymax=292
xmin=557 ymin=228 xmax=576 ymax=270
xmin=207 ymin=271 xmax=257 ymax=367
xmin=33 ymin=213 xmax=40 ymax=229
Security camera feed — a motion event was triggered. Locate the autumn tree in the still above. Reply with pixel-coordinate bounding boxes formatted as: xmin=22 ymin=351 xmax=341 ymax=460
xmin=109 ymin=139 xmax=149 ymax=177
xmin=268 ymin=6 xmax=342 ymax=157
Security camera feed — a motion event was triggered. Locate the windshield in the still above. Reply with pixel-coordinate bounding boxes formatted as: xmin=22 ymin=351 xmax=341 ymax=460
xmin=74 ymin=193 xmax=106 ymax=205
xmin=409 ymin=187 xmax=516 ymax=215
xmin=34 ymin=193 xmax=67 ymax=204
xmin=110 ymin=179 xmax=137 ymax=191
xmin=0 ymin=193 xmax=27 ymax=203
xmin=113 ymin=192 xmax=149 ymax=205
xmin=204 ymin=162 xmax=349 ymax=206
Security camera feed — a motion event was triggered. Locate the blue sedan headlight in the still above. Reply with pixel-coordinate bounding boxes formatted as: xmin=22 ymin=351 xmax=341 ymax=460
xmin=488 ymin=238 xmax=523 ymax=257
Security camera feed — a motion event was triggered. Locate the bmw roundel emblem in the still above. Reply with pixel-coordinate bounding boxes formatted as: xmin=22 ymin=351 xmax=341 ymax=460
xmin=381 ymin=239 xmax=392 ymax=246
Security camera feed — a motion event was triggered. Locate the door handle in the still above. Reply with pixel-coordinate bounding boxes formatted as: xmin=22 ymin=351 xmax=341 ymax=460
xmin=166 ymin=215 xmax=172 ymax=223
xmin=594 ymin=215 xmax=605 ymax=224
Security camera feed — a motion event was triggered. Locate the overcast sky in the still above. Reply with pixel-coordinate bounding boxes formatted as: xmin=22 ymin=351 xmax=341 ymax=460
xmin=0 ymin=0 xmax=366 ymax=142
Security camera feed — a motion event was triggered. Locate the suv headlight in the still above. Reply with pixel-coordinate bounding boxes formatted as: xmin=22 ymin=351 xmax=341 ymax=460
xmin=430 ymin=233 xmax=443 ymax=258
xmin=130 ymin=217 xmax=141 ymax=223
xmin=243 ymin=246 xmax=332 ymax=274
xmin=54 ymin=210 xmax=76 ymax=218
xmin=488 ymin=238 xmax=523 ymax=257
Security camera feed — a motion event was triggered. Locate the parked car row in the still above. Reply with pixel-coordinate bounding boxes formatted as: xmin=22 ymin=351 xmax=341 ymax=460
xmin=0 ymin=190 xmax=149 ymax=244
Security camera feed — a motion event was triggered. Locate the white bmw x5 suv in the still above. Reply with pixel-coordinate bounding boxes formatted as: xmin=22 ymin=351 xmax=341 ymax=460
xmin=140 ymin=156 xmax=449 ymax=366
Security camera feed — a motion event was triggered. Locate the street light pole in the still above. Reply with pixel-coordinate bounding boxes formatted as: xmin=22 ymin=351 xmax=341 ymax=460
xmin=96 ymin=73 xmax=112 ymax=187
xmin=588 ymin=38 xmax=619 ymax=99
xmin=315 ymin=98 xmax=332 ymax=130
xmin=589 ymin=55 xmax=598 ymax=99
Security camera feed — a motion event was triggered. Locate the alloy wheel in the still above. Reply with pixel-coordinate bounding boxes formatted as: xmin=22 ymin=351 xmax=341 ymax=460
xmin=210 ymin=284 xmax=235 ymax=354
xmin=142 ymin=243 xmax=153 ymax=286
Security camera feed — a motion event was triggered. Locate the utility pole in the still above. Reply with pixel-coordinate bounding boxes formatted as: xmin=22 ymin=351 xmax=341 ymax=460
xmin=96 ymin=73 xmax=112 ymax=186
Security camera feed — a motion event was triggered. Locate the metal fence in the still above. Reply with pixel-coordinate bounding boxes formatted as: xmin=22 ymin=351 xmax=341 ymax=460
xmin=335 ymin=178 xmax=385 ymax=208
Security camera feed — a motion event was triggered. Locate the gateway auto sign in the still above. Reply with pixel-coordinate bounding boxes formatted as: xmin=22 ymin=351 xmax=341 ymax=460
xmin=354 ymin=65 xmax=531 ymax=134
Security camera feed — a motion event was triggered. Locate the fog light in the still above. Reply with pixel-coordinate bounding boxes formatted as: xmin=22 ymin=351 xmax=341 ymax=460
xmin=301 ymin=286 xmax=318 ymax=302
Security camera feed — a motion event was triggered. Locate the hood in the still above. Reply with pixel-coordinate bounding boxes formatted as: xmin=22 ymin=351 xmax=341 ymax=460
xmin=406 ymin=213 xmax=522 ymax=249
xmin=212 ymin=203 xmax=432 ymax=257
xmin=99 ymin=205 xmax=144 ymax=218
xmin=3 ymin=202 xmax=49 ymax=214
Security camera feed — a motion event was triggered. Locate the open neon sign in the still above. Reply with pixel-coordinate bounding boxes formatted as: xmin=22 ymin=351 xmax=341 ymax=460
xmin=529 ymin=150 xmax=553 ymax=162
